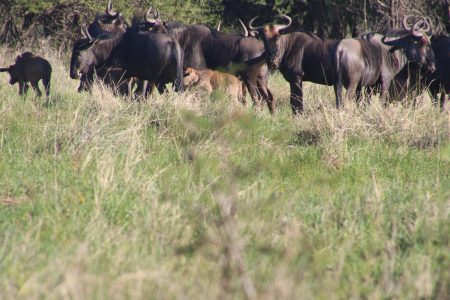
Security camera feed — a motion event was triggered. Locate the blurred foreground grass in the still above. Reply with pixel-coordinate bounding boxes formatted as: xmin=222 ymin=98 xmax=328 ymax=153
xmin=0 ymin=46 xmax=449 ymax=299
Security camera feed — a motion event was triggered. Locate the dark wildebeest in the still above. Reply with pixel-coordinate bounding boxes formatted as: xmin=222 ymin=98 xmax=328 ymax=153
xmin=87 ymin=1 xmax=127 ymax=37
xmin=70 ymin=21 xmax=184 ymax=95
xmin=72 ymin=29 xmax=129 ymax=96
xmin=391 ymin=34 xmax=450 ymax=110
xmin=77 ymin=1 xmax=128 ymax=93
xmin=0 ymin=52 xmax=51 ymax=98
xmin=248 ymin=15 xmax=339 ymax=114
xmin=141 ymin=8 xmax=275 ymax=113
xmin=426 ymin=34 xmax=450 ymax=109
xmin=332 ymin=17 xmax=435 ymax=108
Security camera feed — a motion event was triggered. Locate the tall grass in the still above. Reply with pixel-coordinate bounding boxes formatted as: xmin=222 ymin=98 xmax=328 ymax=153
xmin=0 ymin=45 xmax=449 ymax=299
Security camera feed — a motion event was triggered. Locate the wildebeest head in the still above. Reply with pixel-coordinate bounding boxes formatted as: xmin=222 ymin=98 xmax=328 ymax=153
xmin=70 ymin=27 xmax=125 ymax=80
xmin=382 ymin=16 xmax=436 ymax=73
xmin=130 ymin=6 xmax=165 ymax=33
xmin=0 ymin=65 xmax=18 ymax=84
xmin=248 ymin=15 xmax=292 ymax=69
xmin=70 ymin=29 xmax=108 ymax=79
xmin=88 ymin=1 xmax=127 ymax=37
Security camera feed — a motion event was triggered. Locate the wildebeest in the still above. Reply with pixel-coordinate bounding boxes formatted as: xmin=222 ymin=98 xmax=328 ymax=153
xmin=183 ymin=67 xmax=247 ymax=103
xmin=362 ymin=17 xmax=446 ymax=109
xmin=70 ymin=21 xmax=184 ymax=94
xmin=248 ymin=15 xmax=338 ymax=114
xmin=87 ymin=1 xmax=127 ymax=38
xmin=424 ymin=34 xmax=450 ymax=109
xmin=0 ymin=52 xmax=51 ymax=98
xmin=141 ymin=10 xmax=275 ymax=113
xmin=332 ymin=16 xmax=435 ymax=108
xmin=77 ymin=1 xmax=128 ymax=93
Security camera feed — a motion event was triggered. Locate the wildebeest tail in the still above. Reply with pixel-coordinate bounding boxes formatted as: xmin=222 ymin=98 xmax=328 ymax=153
xmin=173 ymin=41 xmax=184 ymax=92
xmin=333 ymin=44 xmax=344 ymax=108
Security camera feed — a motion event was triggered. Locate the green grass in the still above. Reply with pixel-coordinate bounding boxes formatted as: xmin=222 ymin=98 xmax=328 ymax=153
xmin=0 ymin=46 xmax=449 ymax=299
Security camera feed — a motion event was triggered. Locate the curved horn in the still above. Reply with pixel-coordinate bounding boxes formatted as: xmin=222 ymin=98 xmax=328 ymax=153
xmin=424 ymin=17 xmax=433 ymax=35
xmin=216 ymin=20 xmax=222 ymax=32
xmin=274 ymin=15 xmax=292 ymax=32
xmin=238 ymin=19 xmax=249 ymax=37
xmin=248 ymin=16 xmax=264 ymax=31
xmin=415 ymin=18 xmax=432 ymax=35
xmin=402 ymin=15 xmax=416 ymax=30
xmin=83 ymin=27 xmax=92 ymax=40
xmin=106 ymin=1 xmax=118 ymax=17
xmin=411 ymin=19 xmax=427 ymax=37
xmin=145 ymin=6 xmax=157 ymax=23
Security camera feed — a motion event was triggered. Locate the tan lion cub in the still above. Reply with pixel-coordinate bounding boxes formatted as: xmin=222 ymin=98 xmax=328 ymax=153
xmin=183 ymin=67 xmax=246 ymax=104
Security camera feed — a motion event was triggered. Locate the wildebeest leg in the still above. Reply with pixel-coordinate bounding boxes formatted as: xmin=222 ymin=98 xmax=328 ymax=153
xmin=141 ymin=80 xmax=148 ymax=98
xmin=440 ymin=93 xmax=448 ymax=110
xmin=257 ymin=80 xmax=275 ymax=114
xmin=335 ymin=82 xmax=343 ymax=109
xmin=289 ymin=77 xmax=303 ymax=114
xmin=127 ymin=78 xmax=136 ymax=99
xmin=429 ymin=86 xmax=439 ymax=107
xmin=379 ymin=80 xmax=391 ymax=107
xmin=30 ymin=81 xmax=42 ymax=97
xmin=238 ymin=82 xmax=247 ymax=105
xmin=78 ymin=72 xmax=94 ymax=93
xmin=345 ymin=81 xmax=358 ymax=105
xmin=365 ymin=86 xmax=375 ymax=105
xmin=18 ymin=81 xmax=29 ymax=95
xmin=42 ymin=75 xmax=51 ymax=98
xmin=134 ymin=79 xmax=145 ymax=99
xmin=157 ymin=83 xmax=167 ymax=94
xmin=244 ymin=79 xmax=262 ymax=107
xmin=77 ymin=75 xmax=86 ymax=93
xmin=355 ymin=84 xmax=363 ymax=106
xmin=146 ymin=82 xmax=155 ymax=97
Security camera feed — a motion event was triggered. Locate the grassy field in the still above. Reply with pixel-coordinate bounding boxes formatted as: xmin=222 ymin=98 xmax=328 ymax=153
xmin=0 ymin=45 xmax=449 ymax=299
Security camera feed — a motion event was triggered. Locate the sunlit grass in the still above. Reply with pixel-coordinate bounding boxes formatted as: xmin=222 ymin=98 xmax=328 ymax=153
xmin=0 ymin=45 xmax=449 ymax=299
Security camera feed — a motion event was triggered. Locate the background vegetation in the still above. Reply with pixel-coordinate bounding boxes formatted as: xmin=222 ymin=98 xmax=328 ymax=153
xmin=1 ymin=0 xmax=450 ymax=46
xmin=0 ymin=44 xmax=449 ymax=299
xmin=0 ymin=1 xmax=449 ymax=298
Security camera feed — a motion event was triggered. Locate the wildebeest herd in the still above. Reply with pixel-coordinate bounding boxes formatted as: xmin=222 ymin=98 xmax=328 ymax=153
xmin=1 ymin=1 xmax=449 ymax=113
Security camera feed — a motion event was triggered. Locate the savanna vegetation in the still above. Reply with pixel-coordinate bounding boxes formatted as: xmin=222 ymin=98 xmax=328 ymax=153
xmin=0 ymin=1 xmax=450 ymax=299
xmin=1 ymin=43 xmax=449 ymax=298
xmin=2 ymin=0 xmax=450 ymax=46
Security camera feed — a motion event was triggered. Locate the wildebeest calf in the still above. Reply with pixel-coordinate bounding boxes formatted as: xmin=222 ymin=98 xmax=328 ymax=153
xmin=0 ymin=52 xmax=52 ymax=98
xmin=183 ymin=67 xmax=247 ymax=104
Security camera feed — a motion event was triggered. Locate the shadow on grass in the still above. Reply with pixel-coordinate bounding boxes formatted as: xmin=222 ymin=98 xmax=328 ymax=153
xmin=291 ymin=130 xmax=321 ymax=146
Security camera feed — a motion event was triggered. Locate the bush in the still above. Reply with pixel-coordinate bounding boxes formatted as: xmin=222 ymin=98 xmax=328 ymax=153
xmin=0 ymin=0 xmax=223 ymax=45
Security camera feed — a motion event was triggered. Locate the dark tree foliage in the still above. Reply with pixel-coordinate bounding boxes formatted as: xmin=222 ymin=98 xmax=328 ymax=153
xmin=0 ymin=0 xmax=223 ymax=45
xmin=222 ymin=0 xmax=450 ymax=38
xmin=0 ymin=0 xmax=448 ymax=45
